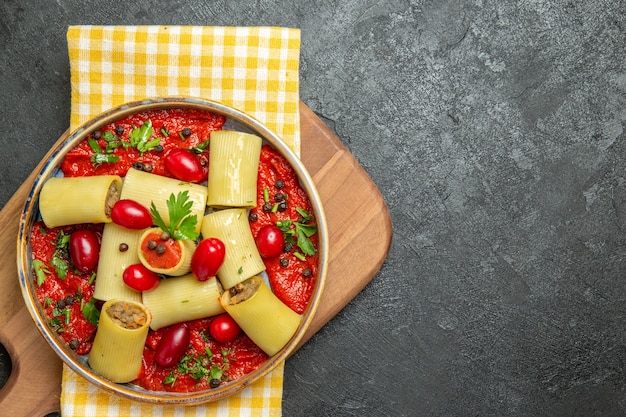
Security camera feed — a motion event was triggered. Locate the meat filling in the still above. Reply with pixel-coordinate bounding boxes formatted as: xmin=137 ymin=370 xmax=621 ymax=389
xmin=107 ymin=301 xmax=147 ymax=329
xmin=105 ymin=181 xmax=120 ymax=217
xmin=229 ymin=278 xmax=261 ymax=305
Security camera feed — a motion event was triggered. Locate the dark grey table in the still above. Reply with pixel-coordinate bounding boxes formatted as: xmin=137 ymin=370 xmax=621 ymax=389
xmin=1 ymin=1 xmax=625 ymax=416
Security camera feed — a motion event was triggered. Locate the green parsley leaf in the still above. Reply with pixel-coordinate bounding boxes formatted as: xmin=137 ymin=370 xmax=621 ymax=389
xmin=50 ymin=231 xmax=71 ymax=279
xmin=33 ymin=259 xmax=49 ymax=286
xmin=90 ymin=152 xmax=120 ymax=167
xmin=295 ymin=223 xmax=317 ymax=256
xmin=88 ymin=138 xmax=120 ymax=167
xmin=276 ymin=209 xmax=318 ymax=256
xmin=150 ymin=191 xmax=199 ymax=241
xmin=80 ymin=297 xmax=100 ymax=326
xmin=50 ymin=317 xmax=64 ymax=332
xmin=129 ymin=119 xmax=160 ymax=153
xmin=51 ymin=255 xmax=68 ymax=279
xmin=102 ymin=130 xmax=130 ymax=152
xmin=210 ymin=365 xmax=223 ymax=380
xmin=164 ymin=371 xmax=178 ymax=387
xmin=296 ymin=207 xmax=313 ymax=222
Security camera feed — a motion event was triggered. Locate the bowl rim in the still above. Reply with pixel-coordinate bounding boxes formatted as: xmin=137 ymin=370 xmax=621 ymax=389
xmin=16 ymin=96 xmax=329 ymax=405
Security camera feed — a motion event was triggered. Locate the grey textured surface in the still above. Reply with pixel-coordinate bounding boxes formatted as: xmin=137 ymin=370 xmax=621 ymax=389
xmin=1 ymin=1 xmax=625 ymax=416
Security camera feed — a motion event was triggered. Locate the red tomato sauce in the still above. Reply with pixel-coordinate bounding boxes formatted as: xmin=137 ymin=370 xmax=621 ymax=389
xmin=61 ymin=108 xmax=225 ymax=179
xmin=31 ymin=222 xmax=103 ymax=355
xmin=31 ymin=109 xmax=319 ymax=393
xmin=140 ymin=232 xmax=182 ymax=269
xmin=136 ymin=317 xmax=268 ymax=392
xmin=249 ymin=145 xmax=319 ymax=314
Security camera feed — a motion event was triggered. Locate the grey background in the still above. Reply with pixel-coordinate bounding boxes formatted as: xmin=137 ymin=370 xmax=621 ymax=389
xmin=1 ymin=1 xmax=625 ymax=416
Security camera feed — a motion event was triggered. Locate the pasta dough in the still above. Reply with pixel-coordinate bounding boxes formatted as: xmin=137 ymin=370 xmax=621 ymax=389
xmin=93 ymin=223 xmax=143 ymax=302
xmin=120 ymin=168 xmax=207 ymax=233
xmin=206 ymin=130 xmax=262 ymax=208
xmin=88 ymin=299 xmax=151 ymax=383
xmin=142 ymin=273 xmax=225 ymax=330
xmin=39 ymin=175 xmax=122 ymax=228
xmin=220 ymin=276 xmax=301 ymax=356
xmin=200 ymin=208 xmax=265 ymax=289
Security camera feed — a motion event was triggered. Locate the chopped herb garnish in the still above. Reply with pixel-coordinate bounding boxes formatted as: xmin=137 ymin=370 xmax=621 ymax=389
xmin=50 ymin=317 xmax=64 ymax=332
xmin=150 ymin=191 xmax=199 ymax=241
xmin=191 ymin=140 xmax=210 ymax=154
xmin=129 ymin=119 xmax=161 ymax=153
xmin=276 ymin=208 xmax=317 ymax=256
xmin=80 ymin=297 xmax=100 ymax=326
xmin=33 ymin=259 xmax=49 ymax=286
xmin=88 ymin=138 xmax=120 ymax=167
xmin=50 ymin=231 xmax=71 ymax=279
xmin=164 ymin=371 xmax=178 ymax=387
xmin=102 ymin=131 xmax=130 ymax=152
xmin=90 ymin=152 xmax=120 ymax=167
xmin=63 ymin=307 xmax=71 ymax=325
xmin=210 ymin=365 xmax=223 ymax=381
xmin=161 ymin=344 xmax=232 ymax=388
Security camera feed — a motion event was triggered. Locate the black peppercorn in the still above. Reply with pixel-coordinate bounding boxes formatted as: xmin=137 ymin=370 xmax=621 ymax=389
xmin=275 ymin=179 xmax=284 ymax=189
xmin=115 ymin=125 xmax=125 ymax=135
xmin=249 ymin=212 xmax=258 ymax=222
xmin=181 ymin=127 xmax=192 ymax=137
xmin=119 ymin=243 xmax=129 ymax=252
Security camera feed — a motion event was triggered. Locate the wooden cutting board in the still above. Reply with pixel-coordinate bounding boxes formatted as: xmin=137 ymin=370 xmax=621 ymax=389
xmin=0 ymin=102 xmax=392 ymax=416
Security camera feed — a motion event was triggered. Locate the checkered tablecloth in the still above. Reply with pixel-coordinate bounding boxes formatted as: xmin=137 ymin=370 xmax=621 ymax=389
xmin=61 ymin=24 xmax=301 ymax=417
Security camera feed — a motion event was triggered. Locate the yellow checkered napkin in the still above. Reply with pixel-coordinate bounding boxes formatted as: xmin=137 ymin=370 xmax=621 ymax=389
xmin=67 ymin=25 xmax=301 ymax=153
xmin=61 ymin=25 xmax=301 ymax=416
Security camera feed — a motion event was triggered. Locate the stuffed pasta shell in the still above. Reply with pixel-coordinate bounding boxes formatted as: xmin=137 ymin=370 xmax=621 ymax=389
xmin=88 ymin=299 xmax=151 ymax=383
xmin=201 ymin=208 xmax=265 ymax=289
xmin=220 ymin=276 xmax=301 ymax=356
xmin=39 ymin=175 xmax=122 ymax=228
xmin=142 ymin=273 xmax=225 ymax=330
